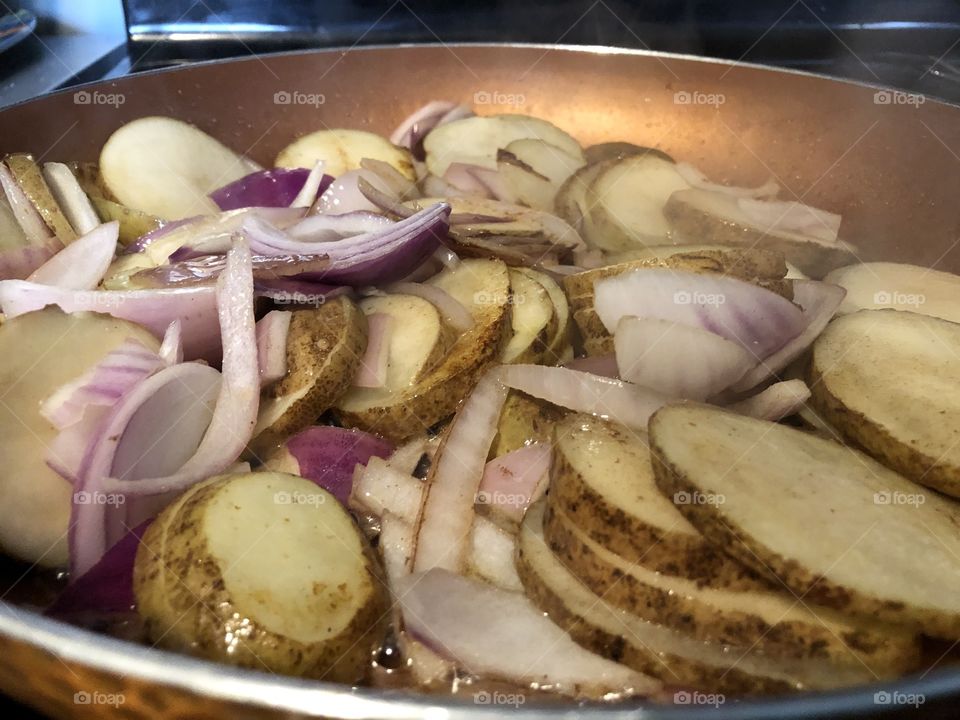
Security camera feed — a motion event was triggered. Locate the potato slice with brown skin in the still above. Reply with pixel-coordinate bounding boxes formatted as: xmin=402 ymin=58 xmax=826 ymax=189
xmin=4 ymin=154 xmax=76 ymax=242
xmin=336 ymin=259 xmax=511 ymax=443
xmin=134 ymin=471 xmax=388 ymax=682
xmin=90 ymin=196 xmax=163 ymax=246
xmin=512 ymin=267 xmax=571 ymax=365
xmin=825 ymin=261 xmax=960 ymax=323
xmin=810 ymin=309 xmax=960 ymax=497
xmin=489 ymin=391 xmax=563 ymax=459
xmin=500 ymin=268 xmax=557 ymax=364
xmin=249 ymin=297 xmax=367 ymax=456
xmin=649 ymin=402 xmax=960 ymax=639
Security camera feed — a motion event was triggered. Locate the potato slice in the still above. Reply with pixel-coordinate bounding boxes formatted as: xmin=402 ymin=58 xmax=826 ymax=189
xmin=513 ymin=267 xmax=571 ymax=364
xmin=336 ymin=259 xmax=511 ymax=442
xmin=90 ymin=196 xmax=163 ymax=246
xmin=275 ymin=128 xmax=415 ymax=180
xmin=4 ymin=154 xmax=76 ymax=242
xmin=250 ymin=297 xmax=367 ymax=455
xmin=500 ymin=268 xmax=557 ymax=364
xmin=338 ymin=293 xmax=456 ymax=409
xmin=810 ymin=309 xmax=960 ymax=497
xmin=553 ymin=160 xmax=611 ymax=232
xmin=0 ymin=308 xmax=159 ymax=566
xmin=518 ymin=501 xmax=888 ymax=694
xmin=489 ymin=390 xmax=563 ymax=458
xmin=584 ymin=143 xmax=673 ymax=165
xmin=423 ymin=114 xmax=582 ymax=178
xmin=134 ymin=471 xmax=388 ymax=682
xmin=497 ymin=139 xmax=586 ymax=211
xmin=99 ymin=116 xmax=254 ymax=220
xmin=825 ymin=261 xmax=960 ymax=323
xmin=664 ymin=188 xmax=857 ymax=278
xmin=650 ymin=403 xmax=960 ymax=638
xmin=543 ymin=499 xmax=918 ymax=670
xmin=550 ymin=415 xmax=763 ymax=587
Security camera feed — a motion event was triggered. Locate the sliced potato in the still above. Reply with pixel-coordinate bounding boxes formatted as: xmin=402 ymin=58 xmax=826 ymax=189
xmin=134 ymin=471 xmax=388 ymax=682
xmin=489 ymin=390 xmax=563 ymax=458
xmin=543 ymin=500 xmax=918 ymax=670
xmin=250 ymin=297 xmax=367 ymax=456
xmin=500 ymin=268 xmax=557 ymax=364
xmin=583 ymin=142 xmax=673 ymax=165
xmin=4 ymin=154 xmax=76 ymax=242
xmin=423 ymin=114 xmax=582 ymax=178
xmin=90 ymin=196 xmax=163 ymax=246
xmin=497 ymin=139 xmax=586 ymax=211
xmin=0 ymin=308 xmax=159 ymax=567
xmin=518 ymin=501 xmax=889 ymax=694
xmin=275 ymin=128 xmax=414 ymax=180
xmin=553 ymin=160 xmax=612 ymax=233
xmin=513 ymin=267 xmax=571 ymax=364
xmin=665 ymin=188 xmax=857 ymax=278
xmin=810 ymin=309 xmax=960 ymax=497
xmin=99 ymin=116 xmax=253 ymax=220
xmin=505 ymin=138 xmax=585 ymax=185
xmin=825 ymin=261 xmax=960 ymax=323
xmin=650 ymin=403 xmax=960 ymax=638
xmin=336 ymin=259 xmax=511 ymax=442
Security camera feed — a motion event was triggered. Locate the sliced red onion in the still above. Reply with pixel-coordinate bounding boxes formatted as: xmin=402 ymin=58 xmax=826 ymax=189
xmin=353 ymin=312 xmax=391 ymax=388
xmin=209 ymin=167 xmax=327 ymax=210
xmin=397 ymin=569 xmax=659 ymax=697
xmin=563 ymin=353 xmax=619 ymax=378
xmin=728 ymin=379 xmax=811 ymax=422
xmin=27 ymin=221 xmax=119 ymax=289
xmin=288 ymin=211 xmax=392 ymax=243
xmin=477 ymin=443 xmax=551 ymax=524
xmin=263 ymin=426 xmax=393 ymax=505
xmin=158 ymin=320 xmax=183 ymax=365
xmin=42 ymin=162 xmax=101 ymax=236
xmin=731 ymin=280 xmax=846 ymax=392
xmin=0 ymin=237 xmax=66 ymax=281
xmin=0 ymin=280 xmax=220 ymax=361
xmin=351 ymin=457 xmax=425 ymax=524
xmin=594 ymin=268 xmax=806 ymax=360
xmin=0 ymin=162 xmax=53 ymax=243
xmin=499 ymin=364 xmax=671 ymax=431
xmin=467 ymin=517 xmax=523 ymax=591
xmin=289 ymin=163 xmax=333 ymax=208
xmin=100 ymin=238 xmax=259 ymax=496
xmin=675 ymin=162 xmax=779 ymax=199
xmin=738 ymin=197 xmax=841 ymax=244
xmin=385 ymin=281 xmax=473 ymax=332
xmin=614 ymin=317 xmax=756 ymax=400
xmin=255 ymin=310 xmax=291 ymax=386
xmin=253 ymin=278 xmax=349 ymax=305
xmin=129 ymin=252 xmax=331 ymax=288
xmin=413 ymin=370 xmax=508 ymax=573
xmin=389 ymin=101 xmax=473 ymax=156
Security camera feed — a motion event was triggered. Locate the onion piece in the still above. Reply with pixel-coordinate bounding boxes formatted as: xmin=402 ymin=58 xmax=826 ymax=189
xmin=380 ymin=511 xmax=415 ymax=587
xmin=728 ymin=379 xmax=811 ymax=422
xmin=158 ymin=320 xmax=183 ymax=365
xmin=288 ymin=211 xmax=391 ymax=242
xmin=738 ymin=197 xmax=841 ymax=244
xmin=27 ymin=221 xmax=119 ymax=289
xmin=386 ymin=435 xmax=432 ymax=477
xmin=614 ymin=317 xmax=756 ymax=400
xmin=389 ymin=101 xmax=473 ymax=156
xmin=353 ymin=312 xmax=391 ymax=388
xmin=262 ymin=426 xmax=393 ymax=505
xmin=467 ymin=517 xmax=523 ymax=591
xmin=0 ymin=162 xmax=53 ymax=243
xmin=397 ymin=569 xmax=659 ymax=698
xmin=209 ymin=167 xmax=322 ymax=210
xmin=731 ymin=280 xmax=846 ymax=392
xmin=351 ymin=456 xmax=425 ymax=524
xmin=129 ymin=252 xmax=331 ymax=289
xmin=443 ymin=162 xmax=508 ymax=200
xmin=100 ymin=237 xmax=259 ymax=496
xmin=42 ymin=162 xmax=101 ymax=236
xmin=360 ymin=158 xmax=417 ymax=199
xmin=413 ymin=370 xmax=508 ymax=573
xmin=255 ymin=310 xmax=291 ymax=386
xmin=356 ymin=176 xmax=416 ymax=219
xmin=289 ymin=162 xmax=332 ymax=208
xmin=675 ymin=162 xmax=779 ymax=199
xmin=253 ymin=278 xmax=349 ymax=305
xmin=0 ymin=280 xmax=220 ymax=361
xmin=499 ymin=364 xmax=670 ymax=431
xmin=385 ymin=281 xmax=473 ymax=332
xmin=594 ymin=268 xmax=806 ymax=360
xmin=311 ymin=168 xmax=394 ymax=215
xmin=563 ymin=353 xmax=619 ymax=378
xmin=477 ymin=443 xmax=551 ymax=525
xmin=0 ymin=239 xmax=62 ymax=281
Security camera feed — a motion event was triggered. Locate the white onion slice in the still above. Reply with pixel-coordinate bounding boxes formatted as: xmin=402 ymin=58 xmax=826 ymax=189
xmin=27 ymin=221 xmax=119 ymax=289
xmin=594 ymin=268 xmax=805 ymax=360
xmin=255 ymin=310 xmax=291 ymax=387
xmin=467 ymin=516 xmax=523 ymax=591
xmin=379 ymin=511 xmax=415 ymax=587
xmin=351 ymin=457 xmax=424 ymax=524
xmin=385 ymin=280 xmax=473 ymax=331
xmin=563 ymin=353 xmax=619 ymax=378
xmin=477 ymin=443 xmax=551 ymax=524
xmin=0 ymin=239 xmax=62 ymax=281
xmin=389 ymin=101 xmax=472 ymax=150
xmin=499 ymin=364 xmax=670 ymax=431
xmin=289 ymin=161 xmax=327 ymax=208
xmin=386 ymin=435 xmax=432 ymax=476
xmin=614 ymin=317 xmax=756 ymax=400
xmin=312 ymin=168 xmax=389 ymax=215
xmin=731 ymin=280 xmax=846 ymax=392
xmin=675 ymin=162 xmax=779 ymax=199
xmin=353 ymin=312 xmax=391 ymax=388
xmin=158 ymin=320 xmax=183 ymax=366
xmin=397 ymin=569 xmax=659 ymax=697
xmin=42 ymin=162 xmax=101 ymax=235
xmin=413 ymin=370 xmax=508 ymax=573
xmin=738 ymin=197 xmax=841 ymax=244
xmin=728 ymin=379 xmax=811 ymax=422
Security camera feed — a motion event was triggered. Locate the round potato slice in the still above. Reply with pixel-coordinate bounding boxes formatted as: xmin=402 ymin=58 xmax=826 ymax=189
xmin=134 ymin=471 xmax=388 ymax=682
xmin=275 ymin=128 xmax=415 ymax=180
xmin=810 ymin=309 xmax=960 ymax=497
xmin=825 ymin=261 xmax=960 ymax=323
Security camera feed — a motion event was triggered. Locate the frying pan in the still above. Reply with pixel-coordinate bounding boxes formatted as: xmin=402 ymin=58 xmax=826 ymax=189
xmin=0 ymin=44 xmax=959 ymax=720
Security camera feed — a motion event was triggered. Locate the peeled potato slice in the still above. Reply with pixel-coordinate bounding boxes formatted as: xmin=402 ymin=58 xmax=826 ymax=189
xmin=275 ymin=128 xmax=415 ymax=180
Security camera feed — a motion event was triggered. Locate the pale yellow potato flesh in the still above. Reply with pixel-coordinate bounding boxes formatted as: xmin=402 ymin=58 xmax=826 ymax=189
xmin=275 ymin=128 xmax=415 ymax=180
xmin=825 ymin=261 xmax=960 ymax=323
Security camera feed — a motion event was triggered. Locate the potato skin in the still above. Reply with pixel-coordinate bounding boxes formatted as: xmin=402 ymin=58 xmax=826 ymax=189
xmin=490 ymin=391 xmax=563 ymax=458
xmin=134 ymin=473 xmax=388 ymax=682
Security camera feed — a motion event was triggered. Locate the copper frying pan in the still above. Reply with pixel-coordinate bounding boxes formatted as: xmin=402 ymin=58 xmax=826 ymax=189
xmin=0 ymin=44 xmax=959 ymax=719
